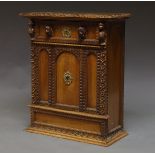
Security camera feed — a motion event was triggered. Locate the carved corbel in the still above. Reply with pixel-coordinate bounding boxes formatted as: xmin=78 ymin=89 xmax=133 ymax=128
xmin=98 ymin=23 xmax=107 ymax=46
xmin=45 ymin=25 xmax=53 ymax=38
xmin=28 ymin=20 xmax=35 ymax=40
xmin=78 ymin=26 xmax=86 ymax=40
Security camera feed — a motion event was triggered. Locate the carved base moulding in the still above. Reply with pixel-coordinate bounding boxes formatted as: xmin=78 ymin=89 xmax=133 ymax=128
xmin=20 ymin=12 xmax=131 ymax=146
xmin=26 ymin=127 xmax=127 ymax=147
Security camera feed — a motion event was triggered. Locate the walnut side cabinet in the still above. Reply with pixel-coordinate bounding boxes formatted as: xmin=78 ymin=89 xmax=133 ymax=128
xmin=20 ymin=12 xmax=130 ymax=146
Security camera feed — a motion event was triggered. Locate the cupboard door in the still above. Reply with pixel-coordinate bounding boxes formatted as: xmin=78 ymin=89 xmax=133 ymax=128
xmin=56 ymin=52 xmax=80 ymax=106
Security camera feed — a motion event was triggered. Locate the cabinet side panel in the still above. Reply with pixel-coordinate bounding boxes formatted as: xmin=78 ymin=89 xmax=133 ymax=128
xmin=107 ymin=22 xmax=125 ymax=132
xmin=87 ymin=54 xmax=97 ymax=108
xmin=39 ymin=50 xmax=49 ymax=101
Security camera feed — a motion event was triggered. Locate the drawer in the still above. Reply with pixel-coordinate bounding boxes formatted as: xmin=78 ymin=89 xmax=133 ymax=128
xmin=29 ymin=20 xmax=106 ymax=45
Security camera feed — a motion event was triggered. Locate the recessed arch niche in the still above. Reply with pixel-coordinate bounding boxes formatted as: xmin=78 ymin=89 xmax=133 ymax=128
xmin=39 ymin=49 xmax=49 ymax=101
xmin=87 ymin=53 xmax=97 ymax=109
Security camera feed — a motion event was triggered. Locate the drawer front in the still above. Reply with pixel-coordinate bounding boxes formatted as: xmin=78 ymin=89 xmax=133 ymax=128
xmin=29 ymin=20 xmax=106 ymax=45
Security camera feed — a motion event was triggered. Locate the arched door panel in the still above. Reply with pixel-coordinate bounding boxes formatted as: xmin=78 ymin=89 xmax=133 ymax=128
xmin=56 ymin=52 xmax=80 ymax=106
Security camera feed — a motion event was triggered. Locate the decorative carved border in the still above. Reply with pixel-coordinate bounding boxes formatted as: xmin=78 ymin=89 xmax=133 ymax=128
xmin=96 ymin=49 xmax=108 ymax=115
xmin=33 ymin=123 xmax=104 ymax=141
xmin=83 ymin=46 xmax=108 ymax=116
xmin=31 ymin=44 xmax=52 ymax=104
xmin=96 ymin=30 xmax=108 ymax=115
xmin=31 ymin=42 xmax=108 ymax=115
xmin=30 ymin=107 xmax=105 ymax=140
xmin=31 ymin=46 xmax=40 ymax=104
xmin=35 ymin=38 xmax=99 ymax=46
xmin=30 ymin=107 xmax=124 ymax=140
xmin=48 ymin=49 xmax=52 ymax=104
xmin=79 ymin=50 xmax=88 ymax=111
xmin=20 ymin=12 xmax=131 ymax=20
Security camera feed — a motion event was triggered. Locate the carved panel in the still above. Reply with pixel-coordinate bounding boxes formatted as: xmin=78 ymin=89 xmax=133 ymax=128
xmin=31 ymin=42 xmax=108 ymax=114
xmin=31 ymin=46 xmax=40 ymax=104
xmin=52 ymin=47 xmax=83 ymax=108
xmin=31 ymin=44 xmax=52 ymax=104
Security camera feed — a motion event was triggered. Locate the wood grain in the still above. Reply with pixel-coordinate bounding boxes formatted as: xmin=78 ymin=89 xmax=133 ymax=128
xmin=35 ymin=112 xmax=101 ymax=134
xmin=87 ymin=54 xmax=97 ymax=108
xmin=39 ymin=50 xmax=49 ymax=101
xmin=56 ymin=52 xmax=80 ymax=106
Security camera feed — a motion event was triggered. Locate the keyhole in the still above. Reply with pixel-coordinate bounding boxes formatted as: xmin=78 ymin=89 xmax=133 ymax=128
xmin=66 ymin=76 xmax=70 ymax=81
xmin=64 ymin=71 xmax=73 ymax=86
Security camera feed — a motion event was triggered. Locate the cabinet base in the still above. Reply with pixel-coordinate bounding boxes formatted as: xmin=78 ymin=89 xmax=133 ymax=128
xmin=26 ymin=127 xmax=128 ymax=147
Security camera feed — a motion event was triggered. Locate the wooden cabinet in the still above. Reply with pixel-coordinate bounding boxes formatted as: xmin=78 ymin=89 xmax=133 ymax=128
xmin=20 ymin=12 xmax=130 ymax=146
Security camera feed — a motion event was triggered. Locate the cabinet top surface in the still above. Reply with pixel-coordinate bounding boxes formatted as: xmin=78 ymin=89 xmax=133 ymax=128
xmin=19 ymin=12 xmax=131 ymax=20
